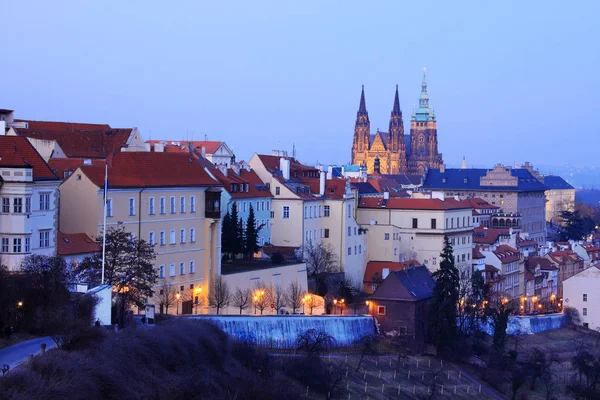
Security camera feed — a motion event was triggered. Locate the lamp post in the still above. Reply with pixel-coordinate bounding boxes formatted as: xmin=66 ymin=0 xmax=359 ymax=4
xmin=340 ymin=298 xmax=345 ymax=315
xmin=301 ymin=297 xmax=305 ymax=314
xmin=194 ymin=287 xmax=202 ymax=315
xmin=333 ymin=299 xmax=337 ymax=315
xmin=365 ymin=300 xmax=370 ymax=315
xmin=176 ymin=292 xmax=181 ymax=315
xmin=254 ymin=295 xmax=258 ymax=314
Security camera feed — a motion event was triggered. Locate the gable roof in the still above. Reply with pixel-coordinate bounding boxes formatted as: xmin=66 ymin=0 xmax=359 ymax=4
xmin=363 ymin=260 xmax=421 ymax=284
xmin=423 ymin=168 xmax=548 ymax=192
xmin=492 ymin=245 xmax=521 ymax=264
xmin=473 ymin=227 xmax=511 ymax=245
xmin=14 ymin=125 xmax=133 ymax=159
xmin=301 ymin=178 xmax=347 ymax=199
xmin=78 ymin=152 xmax=221 ymax=188
xmin=358 ymin=197 xmax=471 ymax=211
xmin=48 ymin=158 xmax=106 ymax=180
xmin=370 ymin=265 xmax=434 ymax=302
xmin=0 ymin=136 xmax=58 ymax=180
xmin=350 ymin=181 xmax=379 ymax=194
xmin=543 ymin=175 xmax=574 ymax=190
xmin=57 ymin=232 xmax=99 ymax=256
xmin=211 ymin=167 xmax=272 ymax=199
xmin=525 ymin=256 xmax=558 ymax=271
xmin=256 ymin=154 xmax=320 ymax=181
xmin=15 ymin=120 xmax=110 ymax=131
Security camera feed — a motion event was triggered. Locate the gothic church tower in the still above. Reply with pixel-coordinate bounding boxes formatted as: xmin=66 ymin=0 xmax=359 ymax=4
xmin=351 ymin=85 xmax=370 ymax=168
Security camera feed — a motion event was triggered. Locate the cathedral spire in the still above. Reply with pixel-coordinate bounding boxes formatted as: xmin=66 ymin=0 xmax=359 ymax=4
xmin=419 ymin=67 xmax=429 ymax=109
xmin=392 ymin=84 xmax=401 ymax=115
xmin=358 ymin=85 xmax=367 ymax=114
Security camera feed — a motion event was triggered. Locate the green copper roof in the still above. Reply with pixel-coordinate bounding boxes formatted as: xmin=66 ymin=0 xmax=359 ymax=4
xmin=412 ymin=68 xmax=435 ymax=122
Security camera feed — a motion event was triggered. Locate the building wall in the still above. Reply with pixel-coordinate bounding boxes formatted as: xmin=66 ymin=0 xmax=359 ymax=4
xmin=363 ymin=224 xmax=401 ymax=262
xmin=546 ymin=188 xmax=575 ymax=224
xmin=226 ymin=196 xmax=272 ymax=246
xmin=563 ymin=267 xmax=600 ymax=331
xmin=368 ymin=298 xmax=429 ymax=353
xmin=0 ymin=167 xmax=60 ymax=270
xmin=357 ymin=207 xmax=473 ymax=275
xmin=221 ymin=262 xmax=308 ymax=315
xmin=58 ymin=171 xmax=100 ymax=237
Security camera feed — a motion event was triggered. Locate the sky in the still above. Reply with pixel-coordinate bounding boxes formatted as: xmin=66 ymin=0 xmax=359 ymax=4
xmin=2 ymin=1 xmax=599 ymax=170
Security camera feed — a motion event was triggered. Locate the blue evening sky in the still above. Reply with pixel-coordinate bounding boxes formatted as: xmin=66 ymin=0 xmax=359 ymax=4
xmin=3 ymin=1 xmax=599 ymax=169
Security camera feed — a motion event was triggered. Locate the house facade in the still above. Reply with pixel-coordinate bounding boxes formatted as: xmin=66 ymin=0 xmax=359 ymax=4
xmin=563 ymin=266 xmax=600 ymax=330
xmin=58 ymin=152 xmax=223 ymax=313
xmin=0 ymin=136 xmax=61 ymax=270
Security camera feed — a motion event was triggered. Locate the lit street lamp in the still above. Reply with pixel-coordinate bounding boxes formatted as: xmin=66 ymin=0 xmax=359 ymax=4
xmin=176 ymin=292 xmax=181 ymax=315
xmin=194 ymin=287 xmax=202 ymax=314
xmin=365 ymin=300 xmax=370 ymax=315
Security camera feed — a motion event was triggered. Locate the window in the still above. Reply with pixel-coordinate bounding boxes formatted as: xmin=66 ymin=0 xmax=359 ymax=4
xmin=39 ymin=193 xmax=50 ymax=211
xmin=13 ymin=198 xmax=22 ymax=213
xmin=304 ymin=206 xmax=308 ymax=219
xmin=180 ymin=262 xmax=185 ymax=275
xmin=275 ymin=187 xmax=280 ymax=196
xmin=25 ymin=197 xmax=31 ymax=213
xmin=170 ymin=230 xmax=176 ymax=245
xmin=170 ymin=196 xmax=176 ymax=214
xmin=267 ymin=201 xmax=270 ymax=211
xmin=384 ymin=233 xmax=390 ymax=240
xmin=412 ymin=218 xmax=418 ymax=229
xmin=159 ymin=265 xmax=165 ymax=278
xmin=160 ymin=197 xmax=166 ymax=214
xmin=583 ymin=294 xmax=588 ymax=302
xmin=319 ymin=205 xmax=322 ymax=217
xmin=190 ymin=228 xmax=196 ymax=243
xmin=149 ymin=197 xmax=155 ymax=215
xmin=394 ymin=248 xmax=397 ymax=256
xmin=169 ymin=264 xmax=175 ymax=277
xmin=180 ymin=196 xmax=186 ymax=213
xmin=359 ymin=245 xmax=362 ymax=254
xmin=128 ymin=198 xmax=135 ymax=216
xmin=13 ymin=238 xmax=21 ymax=253
xmin=190 ymin=196 xmax=196 ymax=213
xmin=190 ymin=260 xmax=195 ymax=274
xmin=39 ymin=231 xmax=50 ymax=248
xmin=354 ymin=246 xmax=357 ymax=255
xmin=149 ymin=232 xmax=155 ymax=246
xmin=180 ymin=229 xmax=185 ymax=243
xmin=160 ymin=231 xmax=166 ymax=246
xmin=1 ymin=238 xmax=8 ymax=252
xmin=347 ymin=203 xmax=351 ymax=217
xmin=2 ymin=198 xmax=9 ymax=213
xmin=431 ymin=219 xmax=436 ymax=229
xmin=348 ymin=227 xmax=351 ymax=237
xmin=347 ymin=247 xmax=351 ymax=255
xmin=324 ymin=205 xmax=330 ymax=217
xmin=24 ymin=237 xmax=30 ymax=253
xmin=377 ymin=306 xmax=386 ymax=316
xmin=107 ymin=198 xmax=113 ymax=217
xmin=324 ymin=229 xmax=330 ymax=238
xmin=583 ymin=308 xmax=588 ymax=316
xmin=282 ymin=206 xmax=290 ymax=219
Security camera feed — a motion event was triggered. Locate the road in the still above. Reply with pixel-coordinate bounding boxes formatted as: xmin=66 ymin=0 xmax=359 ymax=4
xmin=0 ymin=337 xmax=55 ymax=371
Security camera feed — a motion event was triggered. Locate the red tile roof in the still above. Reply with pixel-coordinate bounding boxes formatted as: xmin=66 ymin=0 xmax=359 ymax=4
xmin=14 ymin=125 xmax=133 ymax=159
xmin=516 ymin=235 xmax=537 ymax=248
xmin=458 ymin=197 xmax=500 ymax=210
xmin=525 ymin=256 xmax=558 ymax=271
xmin=211 ymin=167 xmax=272 ymax=199
xmin=301 ymin=178 xmax=347 ymax=199
xmin=548 ymin=250 xmax=581 ymax=265
xmin=15 ymin=120 xmax=110 ymax=131
xmin=473 ymin=227 xmax=511 ymax=245
xmin=0 ymin=136 xmax=58 ymax=180
xmin=78 ymin=152 xmax=220 ymax=188
xmin=257 ymin=154 xmax=320 ymax=181
xmin=472 ymin=248 xmax=485 ymax=259
xmin=492 ymin=245 xmax=521 ymax=264
xmin=57 ymin=232 xmax=99 ymax=256
xmin=146 ymin=140 xmax=224 ymax=154
xmin=358 ymin=197 xmax=471 ymax=211
xmin=363 ymin=260 xmax=422 ymax=292
xmin=48 ymin=158 xmax=105 ymax=180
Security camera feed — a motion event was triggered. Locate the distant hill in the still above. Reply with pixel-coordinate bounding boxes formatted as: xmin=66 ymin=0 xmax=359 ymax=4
xmin=576 ymin=188 xmax=600 ymax=206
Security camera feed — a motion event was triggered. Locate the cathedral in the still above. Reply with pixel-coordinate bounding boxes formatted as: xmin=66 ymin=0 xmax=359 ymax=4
xmin=351 ymin=70 xmax=443 ymax=175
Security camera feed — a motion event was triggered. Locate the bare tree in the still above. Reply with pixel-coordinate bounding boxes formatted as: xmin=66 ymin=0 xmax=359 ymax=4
xmin=272 ymin=284 xmax=287 ymax=313
xmin=295 ymin=329 xmax=335 ymax=359
xmin=303 ymin=241 xmax=340 ymax=295
xmin=157 ymin=282 xmax=176 ymax=314
xmin=232 ymin=287 xmax=251 ymax=315
xmin=304 ymin=294 xmax=323 ymax=315
xmin=209 ymin=275 xmax=231 ymax=315
xmin=252 ymin=281 xmax=272 ymax=315
xmin=285 ymin=280 xmax=303 ymax=313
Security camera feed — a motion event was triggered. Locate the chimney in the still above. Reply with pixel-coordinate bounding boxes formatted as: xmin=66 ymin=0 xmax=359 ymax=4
xmin=155 ymin=143 xmax=164 ymax=152
xmin=280 ymin=157 xmax=290 ymax=180
xmin=319 ymin=170 xmax=326 ymax=196
xmin=383 ymin=191 xmax=390 ymax=200
xmin=382 ymin=268 xmax=390 ymax=280
xmin=327 ymin=166 xmax=333 ymax=180
xmin=0 ymin=121 xmax=5 ymax=135
xmin=144 ymin=142 xmax=151 ymax=152
xmin=440 ymin=163 xmax=446 ymax=173
xmin=201 ymin=146 xmax=206 ymax=158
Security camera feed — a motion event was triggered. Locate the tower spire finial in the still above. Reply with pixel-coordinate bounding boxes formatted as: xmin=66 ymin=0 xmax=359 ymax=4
xmin=358 ymin=85 xmax=367 ymax=114
xmin=392 ymin=84 xmax=401 ymax=115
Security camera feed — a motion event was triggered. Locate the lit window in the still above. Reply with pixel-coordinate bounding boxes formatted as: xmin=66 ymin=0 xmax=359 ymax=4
xmin=377 ymin=306 xmax=386 ymax=316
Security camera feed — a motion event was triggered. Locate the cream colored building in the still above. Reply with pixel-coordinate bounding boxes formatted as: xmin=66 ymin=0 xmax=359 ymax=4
xmin=542 ymin=175 xmax=575 ymax=225
xmin=58 ymin=152 xmax=222 ymax=313
xmin=356 ymin=196 xmax=473 ymax=277
xmin=249 ymin=152 xmax=368 ymax=288
xmin=563 ymin=266 xmax=600 ymax=330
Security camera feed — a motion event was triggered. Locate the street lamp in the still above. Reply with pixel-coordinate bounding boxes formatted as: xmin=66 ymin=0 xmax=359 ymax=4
xmin=333 ymin=299 xmax=337 ymax=314
xmin=194 ymin=287 xmax=202 ymax=314
xmin=17 ymin=301 xmax=23 ymax=308
xmin=254 ymin=295 xmax=258 ymax=314
xmin=176 ymin=292 xmax=181 ymax=315
xmin=340 ymin=298 xmax=345 ymax=315
xmin=365 ymin=300 xmax=370 ymax=315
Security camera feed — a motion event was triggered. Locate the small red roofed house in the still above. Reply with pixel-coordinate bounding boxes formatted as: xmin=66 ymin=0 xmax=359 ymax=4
xmin=480 ymin=245 xmax=524 ymax=300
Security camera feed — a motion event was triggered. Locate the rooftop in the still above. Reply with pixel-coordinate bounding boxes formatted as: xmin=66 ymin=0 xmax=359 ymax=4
xmin=358 ymin=197 xmax=471 ymax=211
xmin=57 ymin=232 xmax=99 ymax=256
xmin=0 ymin=136 xmax=58 ymax=180
xmin=423 ymin=167 xmax=548 ymax=192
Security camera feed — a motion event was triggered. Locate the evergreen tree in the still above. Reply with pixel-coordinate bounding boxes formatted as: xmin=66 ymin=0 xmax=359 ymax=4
xmin=560 ymin=210 xmax=586 ymax=241
xmin=221 ymin=211 xmax=233 ymax=257
xmin=244 ymin=204 xmax=260 ymax=258
xmin=237 ymin=217 xmax=245 ymax=257
xmin=428 ymin=236 xmax=460 ymax=358
xmin=230 ymin=202 xmax=242 ymax=256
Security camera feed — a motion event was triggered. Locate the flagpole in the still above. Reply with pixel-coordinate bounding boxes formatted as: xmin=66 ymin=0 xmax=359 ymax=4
xmin=101 ymin=161 xmax=108 ymax=285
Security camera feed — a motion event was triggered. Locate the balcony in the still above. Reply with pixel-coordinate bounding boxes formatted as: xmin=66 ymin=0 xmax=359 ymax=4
xmin=205 ymin=192 xmax=221 ymax=219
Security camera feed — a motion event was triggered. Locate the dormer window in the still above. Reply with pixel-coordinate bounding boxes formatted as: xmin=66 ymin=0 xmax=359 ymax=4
xmin=463 ymin=178 xmax=468 ymax=183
